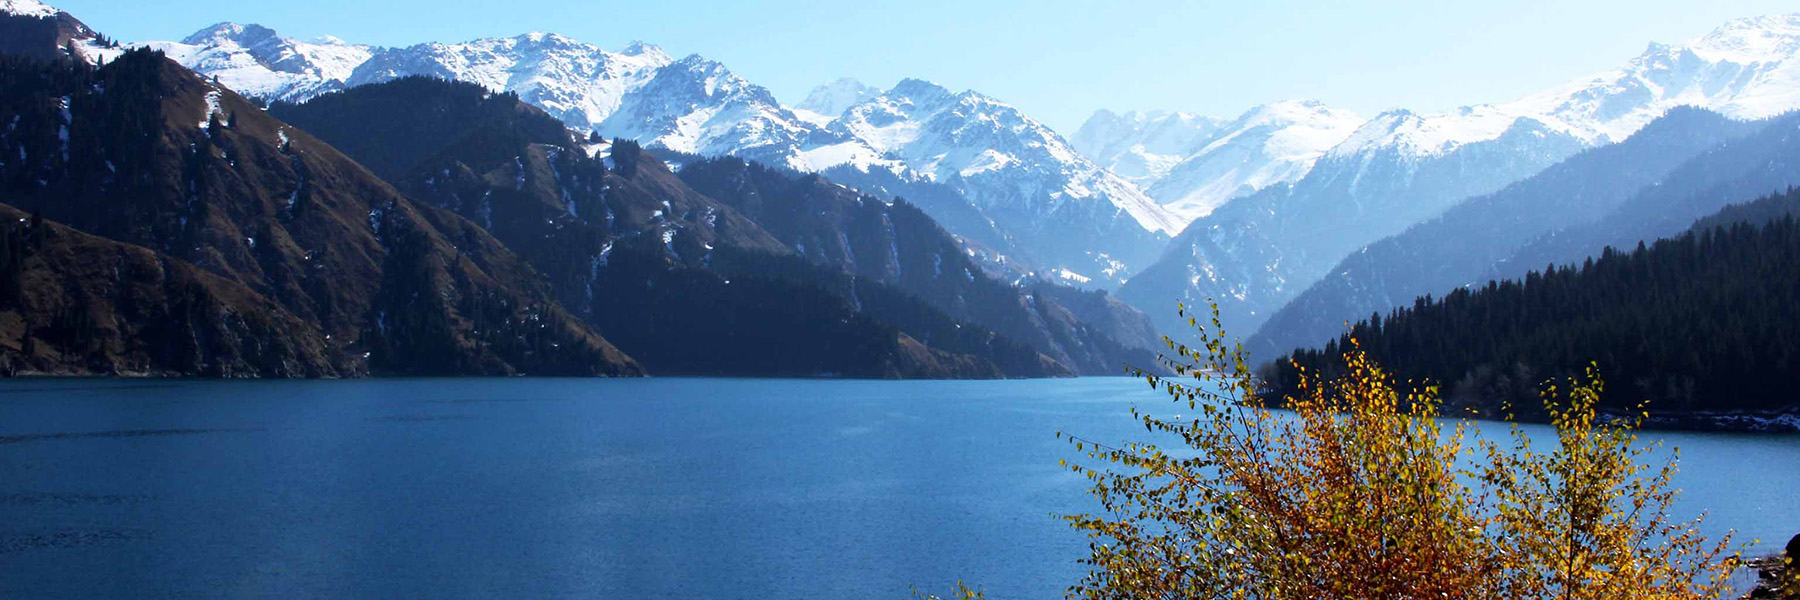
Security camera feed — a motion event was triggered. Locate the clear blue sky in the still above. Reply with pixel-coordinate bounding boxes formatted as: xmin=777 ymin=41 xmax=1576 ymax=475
xmin=54 ymin=0 xmax=1800 ymax=133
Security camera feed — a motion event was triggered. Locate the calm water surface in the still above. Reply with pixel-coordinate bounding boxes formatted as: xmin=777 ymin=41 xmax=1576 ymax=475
xmin=1 ymin=378 xmax=1795 ymax=598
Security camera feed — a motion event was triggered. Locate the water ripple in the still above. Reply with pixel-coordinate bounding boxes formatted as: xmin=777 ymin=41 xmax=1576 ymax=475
xmin=0 ymin=428 xmax=263 ymax=446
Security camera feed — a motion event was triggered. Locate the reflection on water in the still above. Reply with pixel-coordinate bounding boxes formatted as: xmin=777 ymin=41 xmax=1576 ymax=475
xmin=0 ymin=378 xmax=1794 ymax=598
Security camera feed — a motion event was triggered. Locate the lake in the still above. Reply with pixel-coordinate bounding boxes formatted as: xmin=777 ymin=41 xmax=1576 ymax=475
xmin=1 ymin=378 xmax=1795 ymax=598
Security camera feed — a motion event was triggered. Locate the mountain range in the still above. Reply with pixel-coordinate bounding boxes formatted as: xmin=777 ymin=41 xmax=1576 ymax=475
xmin=1113 ymin=13 xmax=1800 ymax=345
xmin=0 ymin=0 xmax=1164 ymax=378
xmin=1247 ymin=105 xmax=1800 ymax=358
xmin=136 ymin=11 xmax=1800 ymax=320
xmin=7 ymin=0 xmax=1800 ymax=390
xmin=1070 ymin=101 xmax=1365 ymax=222
xmin=138 ymin=21 xmax=1177 ymax=287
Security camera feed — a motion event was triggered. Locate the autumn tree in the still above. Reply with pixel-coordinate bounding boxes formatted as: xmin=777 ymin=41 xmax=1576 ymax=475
xmin=1060 ymin=301 xmax=1743 ymax=599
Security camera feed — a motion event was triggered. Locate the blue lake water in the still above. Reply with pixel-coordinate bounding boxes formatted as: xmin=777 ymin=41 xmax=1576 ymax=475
xmin=1 ymin=378 xmax=1795 ymax=598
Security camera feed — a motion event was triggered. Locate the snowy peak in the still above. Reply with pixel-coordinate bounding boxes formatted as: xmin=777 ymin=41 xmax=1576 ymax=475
xmin=1230 ymin=99 xmax=1351 ymax=128
xmin=797 ymin=77 xmax=879 ymax=121
xmin=1145 ymin=100 xmax=1362 ymax=221
xmin=620 ymin=40 xmax=670 ymax=62
xmin=661 ymin=52 xmax=765 ymax=98
xmin=1326 ymin=105 xmax=1523 ymax=157
xmin=147 ymin=22 xmax=800 ymax=161
xmin=373 ymin=32 xmax=677 ymax=130
xmin=1074 ymin=100 xmax=1360 ymax=221
xmin=1580 ymin=12 xmax=1800 ymax=125
xmin=179 ymin=22 xmax=278 ymax=47
xmin=1685 ymin=13 xmax=1800 ymax=63
xmin=598 ymin=53 xmax=820 ymax=160
xmin=1071 ymin=109 xmax=1226 ymax=186
xmin=1331 ymin=12 xmax=1800 ymax=159
xmin=888 ymin=77 xmax=953 ymax=98
xmin=1 ymin=0 xmax=59 ymax=18
xmin=149 ymin=25 xmax=677 ymax=130
xmin=146 ymin=22 xmax=374 ymax=101
xmin=1116 ymin=14 xmax=1800 ymax=341
xmin=138 ymin=18 xmax=1182 ymax=281
xmin=821 ymin=80 xmax=1181 ymax=235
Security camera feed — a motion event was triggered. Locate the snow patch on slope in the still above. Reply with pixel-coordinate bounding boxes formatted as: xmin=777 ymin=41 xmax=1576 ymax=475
xmin=0 ymin=0 xmax=57 ymax=18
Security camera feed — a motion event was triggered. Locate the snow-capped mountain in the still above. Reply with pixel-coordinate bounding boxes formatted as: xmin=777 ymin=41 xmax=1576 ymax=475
xmin=1118 ymin=12 xmax=1800 ymax=345
xmin=804 ymin=79 xmax=1181 ymax=282
xmin=143 ymin=23 xmax=373 ymax=103
xmin=144 ymin=23 xmax=1179 ymax=286
xmin=595 ymin=54 xmax=830 ymax=164
xmin=1070 ymin=110 xmax=1225 ymax=187
xmin=145 ymin=25 xmax=674 ymax=133
xmin=822 ymin=79 xmax=1179 ymax=233
xmin=1247 ymin=106 xmax=1776 ymax=361
xmin=794 ymin=77 xmax=880 ymax=124
xmin=1320 ymin=13 xmax=1800 ymax=162
xmin=1155 ymin=102 xmax=1363 ymax=221
xmin=1072 ymin=102 xmax=1363 ymax=221
xmin=347 ymin=34 xmax=672 ymax=132
xmin=143 ymin=24 xmax=833 ymax=172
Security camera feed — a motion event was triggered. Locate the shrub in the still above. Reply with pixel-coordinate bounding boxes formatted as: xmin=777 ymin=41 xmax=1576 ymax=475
xmin=1060 ymin=301 xmax=1742 ymax=599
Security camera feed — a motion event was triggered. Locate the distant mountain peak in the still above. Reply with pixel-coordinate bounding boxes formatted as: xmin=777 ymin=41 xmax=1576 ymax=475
xmin=670 ymin=53 xmax=719 ymax=69
xmin=621 ymin=40 xmax=668 ymax=60
xmin=147 ymin=22 xmax=374 ymax=101
xmin=1688 ymin=12 xmax=1800 ymax=63
xmin=1324 ymin=12 xmax=1800 ymax=159
xmin=890 ymin=77 xmax=953 ymax=98
xmin=797 ymin=77 xmax=879 ymax=119
xmin=1236 ymin=99 xmax=1355 ymax=124
xmin=1118 ymin=13 xmax=1800 ymax=350
xmin=1074 ymin=99 xmax=1360 ymax=222
xmin=137 ymin=17 xmax=1200 ymax=282
xmin=179 ymin=22 xmax=277 ymax=46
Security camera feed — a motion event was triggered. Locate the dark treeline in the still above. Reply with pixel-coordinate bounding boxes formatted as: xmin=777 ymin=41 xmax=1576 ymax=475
xmin=1264 ymin=187 xmax=1800 ymax=420
xmin=268 ymin=76 xmax=546 ymax=182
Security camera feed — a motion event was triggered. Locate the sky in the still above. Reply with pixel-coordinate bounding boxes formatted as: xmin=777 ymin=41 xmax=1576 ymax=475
xmin=51 ymin=0 xmax=1800 ymax=134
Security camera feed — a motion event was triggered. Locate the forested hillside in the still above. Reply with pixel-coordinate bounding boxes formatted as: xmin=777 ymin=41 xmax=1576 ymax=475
xmin=270 ymin=77 xmax=1157 ymax=377
xmin=1263 ymin=188 xmax=1800 ymax=428
xmin=1248 ymin=108 xmax=1761 ymax=357
xmin=0 ymin=50 xmax=641 ymax=376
